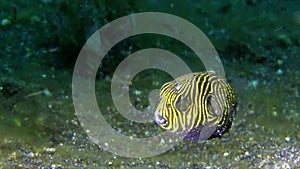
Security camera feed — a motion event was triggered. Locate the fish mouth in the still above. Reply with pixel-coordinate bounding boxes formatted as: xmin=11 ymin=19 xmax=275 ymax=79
xmin=153 ymin=111 xmax=167 ymax=125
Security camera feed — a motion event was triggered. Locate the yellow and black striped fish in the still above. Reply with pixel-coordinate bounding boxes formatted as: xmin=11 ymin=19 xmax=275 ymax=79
xmin=154 ymin=72 xmax=237 ymax=140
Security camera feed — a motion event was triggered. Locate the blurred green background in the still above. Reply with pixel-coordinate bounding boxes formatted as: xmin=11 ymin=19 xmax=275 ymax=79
xmin=0 ymin=0 xmax=299 ymax=168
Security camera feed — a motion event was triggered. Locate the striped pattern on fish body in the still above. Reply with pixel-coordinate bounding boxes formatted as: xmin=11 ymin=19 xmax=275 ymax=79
xmin=154 ymin=72 xmax=237 ymax=140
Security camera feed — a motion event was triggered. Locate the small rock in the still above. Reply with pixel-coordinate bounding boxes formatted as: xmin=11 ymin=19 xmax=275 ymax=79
xmin=8 ymin=152 xmax=16 ymax=160
xmin=272 ymin=111 xmax=278 ymax=117
xmin=45 ymin=147 xmax=56 ymax=154
xmin=281 ymin=162 xmax=291 ymax=169
xmin=108 ymin=161 xmax=113 ymax=165
xmin=248 ymin=80 xmax=259 ymax=89
xmin=276 ymin=69 xmax=283 ymax=75
xmin=42 ymin=88 xmax=52 ymax=96
xmin=50 ymin=164 xmax=62 ymax=169
xmin=30 ymin=15 xmax=41 ymax=23
xmin=134 ymin=90 xmax=141 ymax=95
xmin=223 ymin=152 xmax=229 ymax=157
xmin=1 ymin=18 xmax=12 ymax=26
xmin=284 ymin=136 xmax=291 ymax=142
xmin=26 ymin=152 xmax=35 ymax=158
xmin=277 ymin=34 xmax=292 ymax=46
xmin=277 ymin=59 xmax=283 ymax=66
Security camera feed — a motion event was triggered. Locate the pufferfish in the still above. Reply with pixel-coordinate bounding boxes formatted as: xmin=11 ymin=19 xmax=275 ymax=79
xmin=154 ymin=72 xmax=237 ymax=141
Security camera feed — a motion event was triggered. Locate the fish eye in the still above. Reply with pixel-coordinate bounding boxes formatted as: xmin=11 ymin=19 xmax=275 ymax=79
xmin=175 ymin=96 xmax=190 ymax=112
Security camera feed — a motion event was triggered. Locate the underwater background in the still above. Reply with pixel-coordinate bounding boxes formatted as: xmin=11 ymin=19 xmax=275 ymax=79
xmin=0 ymin=0 xmax=299 ymax=168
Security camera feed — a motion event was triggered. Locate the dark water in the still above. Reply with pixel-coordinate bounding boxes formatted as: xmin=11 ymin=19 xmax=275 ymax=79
xmin=0 ymin=0 xmax=299 ymax=168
